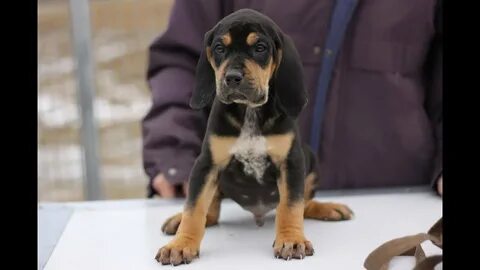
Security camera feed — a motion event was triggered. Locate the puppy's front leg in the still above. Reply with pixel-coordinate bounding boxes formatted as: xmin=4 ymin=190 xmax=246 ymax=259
xmin=155 ymin=156 xmax=218 ymax=266
xmin=273 ymin=150 xmax=314 ymax=260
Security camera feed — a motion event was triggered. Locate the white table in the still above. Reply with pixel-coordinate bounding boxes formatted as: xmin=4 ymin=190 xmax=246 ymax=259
xmin=38 ymin=186 xmax=442 ymax=270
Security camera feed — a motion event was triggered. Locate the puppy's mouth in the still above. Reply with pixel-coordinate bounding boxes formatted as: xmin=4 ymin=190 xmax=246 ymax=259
xmin=218 ymin=89 xmax=268 ymax=107
xmin=228 ymin=92 xmax=248 ymax=101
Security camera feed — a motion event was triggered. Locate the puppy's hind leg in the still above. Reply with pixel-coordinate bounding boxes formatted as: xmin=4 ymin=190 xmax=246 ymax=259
xmin=303 ymin=172 xmax=354 ymax=221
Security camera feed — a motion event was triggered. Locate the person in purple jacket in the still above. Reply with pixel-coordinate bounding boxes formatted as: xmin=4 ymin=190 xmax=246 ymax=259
xmin=142 ymin=0 xmax=442 ymax=198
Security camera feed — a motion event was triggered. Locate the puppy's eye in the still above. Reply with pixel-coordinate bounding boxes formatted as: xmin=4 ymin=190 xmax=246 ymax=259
xmin=214 ymin=44 xmax=225 ymax=54
xmin=255 ymin=43 xmax=267 ymax=53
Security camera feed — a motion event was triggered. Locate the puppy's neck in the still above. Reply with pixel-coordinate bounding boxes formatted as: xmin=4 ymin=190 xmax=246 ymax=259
xmin=227 ymin=102 xmax=277 ymax=132
xmin=212 ymin=92 xmax=286 ymax=135
xmin=241 ymin=107 xmax=261 ymax=135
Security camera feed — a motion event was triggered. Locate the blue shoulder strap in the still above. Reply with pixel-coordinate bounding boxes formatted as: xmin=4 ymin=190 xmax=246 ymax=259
xmin=309 ymin=0 xmax=359 ymax=152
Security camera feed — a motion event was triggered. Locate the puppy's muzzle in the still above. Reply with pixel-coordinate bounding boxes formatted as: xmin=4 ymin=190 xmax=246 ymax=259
xmin=220 ymin=69 xmax=266 ymax=106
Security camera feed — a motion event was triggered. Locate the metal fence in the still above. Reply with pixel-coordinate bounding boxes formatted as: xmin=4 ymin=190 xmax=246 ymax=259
xmin=37 ymin=0 xmax=174 ymax=201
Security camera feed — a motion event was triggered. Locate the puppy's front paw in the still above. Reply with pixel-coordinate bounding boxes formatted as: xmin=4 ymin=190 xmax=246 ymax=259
xmin=155 ymin=238 xmax=199 ymax=266
xmin=273 ymin=237 xmax=314 ymax=260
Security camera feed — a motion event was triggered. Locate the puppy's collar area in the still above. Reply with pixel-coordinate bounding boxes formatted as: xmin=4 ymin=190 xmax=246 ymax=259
xmin=218 ymin=94 xmax=284 ymax=134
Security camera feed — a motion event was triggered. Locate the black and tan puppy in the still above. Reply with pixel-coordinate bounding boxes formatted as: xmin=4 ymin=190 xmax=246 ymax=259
xmin=155 ymin=9 xmax=353 ymax=266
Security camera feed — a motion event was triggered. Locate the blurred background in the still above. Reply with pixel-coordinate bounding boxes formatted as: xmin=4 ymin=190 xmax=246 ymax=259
xmin=38 ymin=0 xmax=174 ymax=202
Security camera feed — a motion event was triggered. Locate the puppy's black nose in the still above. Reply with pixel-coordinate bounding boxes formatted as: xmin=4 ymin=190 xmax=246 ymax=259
xmin=225 ymin=70 xmax=243 ymax=87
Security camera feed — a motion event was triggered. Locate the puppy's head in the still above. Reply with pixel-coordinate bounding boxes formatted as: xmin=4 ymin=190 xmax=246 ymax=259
xmin=207 ymin=28 xmax=274 ymax=107
xmin=190 ymin=9 xmax=307 ymax=117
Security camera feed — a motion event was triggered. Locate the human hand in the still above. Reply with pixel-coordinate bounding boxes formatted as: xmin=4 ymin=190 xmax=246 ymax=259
xmin=437 ymin=175 xmax=442 ymax=196
xmin=152 ymin=173 xmax=189 ymax=198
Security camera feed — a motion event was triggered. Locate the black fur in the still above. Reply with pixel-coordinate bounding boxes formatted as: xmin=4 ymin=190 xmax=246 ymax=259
xmin=190 ymin=30 xmax=216 ymax=109
xmin=272 ymin=35 xmax=308 ymax=118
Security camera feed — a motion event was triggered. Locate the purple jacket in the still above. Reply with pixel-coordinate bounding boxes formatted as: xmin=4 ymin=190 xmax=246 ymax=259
xmin=142 ymin=0 xmax=442 ymax=196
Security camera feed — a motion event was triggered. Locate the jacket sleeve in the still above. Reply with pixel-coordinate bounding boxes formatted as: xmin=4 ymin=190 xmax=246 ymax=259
xmin=425 ymin=0 xmax=442 ymax=191
xmin=142 ymin=0 xmax=225 ymax=197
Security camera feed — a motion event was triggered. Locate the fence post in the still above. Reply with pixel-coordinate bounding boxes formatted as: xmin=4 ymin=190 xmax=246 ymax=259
xmin=68 ymin=0 xmax=103 ymax=200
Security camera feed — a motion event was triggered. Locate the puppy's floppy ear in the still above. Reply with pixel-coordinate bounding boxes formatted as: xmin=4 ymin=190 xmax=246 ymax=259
xmin=190 ymin=29 xmax=215 ymax=110
xmin=272 ymin=32 xmax=308 ymax=118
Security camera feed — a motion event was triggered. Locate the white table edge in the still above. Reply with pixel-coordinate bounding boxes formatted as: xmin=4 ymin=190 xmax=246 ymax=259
xmin=37 ymin=185 xmax=433 ymax=269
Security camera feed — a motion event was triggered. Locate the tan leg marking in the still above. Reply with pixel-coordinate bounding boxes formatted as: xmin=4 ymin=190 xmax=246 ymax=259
xmin=304 ymin=201 xmax=354 ymax=221
xmin=161 ymin=191 xmax=222 ymax=235
xmin=302 ymin=172 xmax=354 ymax=221
xmin=155 ymin=170 xmax=218 ymax=265
xmin=303 ymin=172 xmax=316 ymax=201
xmin=273 ymin=164 xmax=313 ymax=260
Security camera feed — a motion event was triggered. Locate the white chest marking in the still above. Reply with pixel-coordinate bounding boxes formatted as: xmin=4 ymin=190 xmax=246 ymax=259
xmin=229 ymin=108 xmax=268 ymax=184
